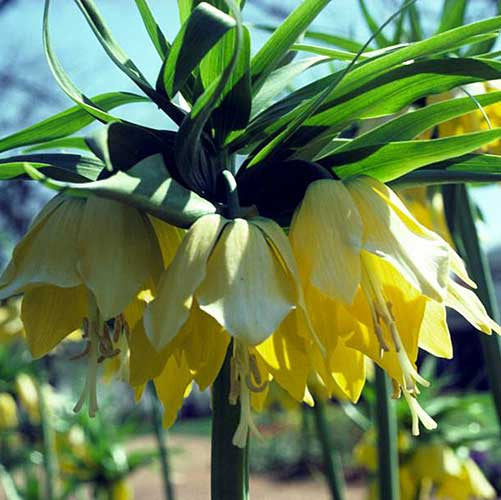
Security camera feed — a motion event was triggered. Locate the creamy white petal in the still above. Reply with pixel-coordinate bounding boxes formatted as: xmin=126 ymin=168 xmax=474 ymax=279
xmin=0 ymin=197 xmax=83 ymax=298
xmin=346 ymin=177 xmax=449 ymax=302
xmin=144 ymin=214 xmax=226 ymax=350
xmin=446 ymin=280 xmax=501 ymax=334
xmin=196 ymin=219 xmax=295 ymax=345
xmin=290 ymin=180 xmax=363 ymax=304
xmin=77 ymin=196 xmax=162 ymax=320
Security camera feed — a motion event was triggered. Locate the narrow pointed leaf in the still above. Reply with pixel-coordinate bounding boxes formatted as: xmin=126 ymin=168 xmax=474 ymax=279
xmin=0 ymin=92 xmax=146 ymax=154
xmin=134 ymin=0 xmax=170 ymax=58
xmin=358 ymin=0 xmax=390 ymax=48
xmin=161 ymin=2 xmax=236 ymax=98
xmin=326 ymin=129 xmax=501 ymax=181
xmin=24 ymin=137 xmax=90 ymax=153
xmin=251 ymin=0 xmax=330 ymax=91
xmin=437 ymin=0 xmax=466 ymax=34
xmin=0 ymin=153 xmax=104 ymax=181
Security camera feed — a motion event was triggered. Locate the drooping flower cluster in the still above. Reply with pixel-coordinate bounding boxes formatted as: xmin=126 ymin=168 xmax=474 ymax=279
xmin=0 ymin=175 xmax=498 ymax=446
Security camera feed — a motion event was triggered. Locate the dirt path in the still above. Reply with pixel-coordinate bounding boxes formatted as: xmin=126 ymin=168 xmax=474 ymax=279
xmin=129 ymin=434 xmax=367 ymax=499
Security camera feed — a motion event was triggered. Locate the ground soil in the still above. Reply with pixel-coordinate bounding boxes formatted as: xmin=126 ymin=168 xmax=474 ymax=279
xmin=129 ymin=434 xmax=367 ymax=500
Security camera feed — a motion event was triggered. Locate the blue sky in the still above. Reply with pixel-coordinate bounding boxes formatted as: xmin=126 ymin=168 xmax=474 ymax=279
xmin=1 ymin=0 xmax=500 ymax=253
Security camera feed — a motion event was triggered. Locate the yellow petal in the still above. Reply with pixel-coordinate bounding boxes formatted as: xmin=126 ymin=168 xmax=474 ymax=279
xmin=329 ymin=339 xmax=366 ymax=403
xmin=197 ymin=219 xmax=295 ymax=345
xmin=154 ymin=353 xmax=193 ymax=428
xmin=418 ymin=300 xmax=453 ymax=359
xmin=346 ymin=177 xmax=449 ymax=302
xmin=290 ymin=179 xmax=362 ymax=303
xmin=77 ymin=196 xmax=163 ymax=320
xmin=446 ymin=280 xmax=501 ymax=335
xmin=255 ymin=312 xmax=310 ymax=401
xmin=180 ymin=305 xmax=230 ymax=390
xmin=21 ymin=285 xmax=87 ymax=358
xmin=128 ymin=318 xmax=181 ymax=387
xmin=0 ymin=197 xmax=83 ymax=298
xmin=144 ymin=214 xmax=226 ymax=350
xmin=147 ymin=215 xmax=184 ymax=269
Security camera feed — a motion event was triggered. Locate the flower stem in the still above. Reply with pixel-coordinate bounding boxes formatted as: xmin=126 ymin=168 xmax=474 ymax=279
xmin=148 ymin=382 xmax=175 ymax=500
xmin=374 ymin=366 xmax=399 ymax=500
xmin=447 ymin=184 xmax=501 ymax=426
xmin=36 ymin=370 xmax=58 ymax=500
xmin=211 ymin=344 xmax=249 ymax=500
xmin=311 ymin=396 xmax=346 ymax=500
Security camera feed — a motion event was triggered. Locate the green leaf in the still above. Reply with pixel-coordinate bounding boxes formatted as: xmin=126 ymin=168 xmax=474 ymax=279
xmin=393 ymin=154 xmax=501 ymax=187
xmin=161 ymin=2 xmax=236 ymax=98
xmin=334 ymin=91 xmax=501 ymax=154
xmin=74 ymin=0 xmax=185 ymax=124
xmin=407 ymin=3 xmax=423 ymax=41
xmin=178 ymin=0 xmax=193 ymax=23
xmin=325 ymin=129 xmax=501 ymax=181
xmin=437 ymin=0 xmax=466 ymax=34
xmin=201 ymin=25 xmax=252 ymax=137
xmin=251 ymin=56 xmax=329 ymax=118
xmin=0 ymin=153 xmax=104 ymax=181
xmin=134 ymin=0 xmax=170 ymax=59
xmin=175 ymin=0 xmax=243 ymax=187
xmin=304 ymin=30 xmax=364 ymax=52
xmin=251 ymin=0 xmax=330 ymax=92
xmin=85 ymin=122 xmax=175 ymax=172
xmin=25 ymin=154 xmax=217 ymax=228
xmin=24 ymin=137 xmax=90 ymax=153
xmin=43 ymin=0 xmax=127 ymax=123
xmin=358 ymin=0 xmax=390 ymax=48
xmin=0 ymin=92 xmax=146 ymax=154
xmin=291 ymin=43 xmax=364 ymax=61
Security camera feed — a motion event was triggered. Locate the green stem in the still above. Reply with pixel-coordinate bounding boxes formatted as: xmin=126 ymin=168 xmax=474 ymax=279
xmin=148 ymin=382 xmax=175 ymax=500
xmin=374 ymin=366 xmax=399 ymax=500
xmin=36 ymin=375 xmax=58 ymax=500
xmin=449 ymin=184 xmax=501 ymax=426
xmin=311 ymin=397 xmax=346 ymax=500
xmin=211 ymin=344 xmax=248 ymax=500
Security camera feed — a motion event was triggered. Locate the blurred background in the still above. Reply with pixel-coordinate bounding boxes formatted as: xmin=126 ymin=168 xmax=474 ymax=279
xmin=1 ymin=1 xmax=501 ymax=498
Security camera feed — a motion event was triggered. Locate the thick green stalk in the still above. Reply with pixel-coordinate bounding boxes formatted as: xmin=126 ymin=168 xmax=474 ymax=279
xmin=311 ymin=397 xmax=346 ymax=500
xmin=374 ymin=366 xmax=399 ymax=500
xmin=211 ymin=345 xmax=248 ymax=500
xmin=36 ymin=377 xmax=58 ymax=500
xmin=450 ymin=185 xmax=501 ymax=426
xmin=148 ymin=382 xmax=175 ymax=500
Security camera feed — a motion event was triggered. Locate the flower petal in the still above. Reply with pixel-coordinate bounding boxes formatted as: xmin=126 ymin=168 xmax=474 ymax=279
xmin=144 ymin=214 xmax=226 ymax=350
xmin=147 ymin=215 xmax=184 ymax=269
xmin=255 ymin=312 xmax=310 ymax=402
xmin=418 ymin=300 xmax=453 ymax=359
xmin=347 ymin=177 xmax=449 ymax=302
xmin=153 ymin=353 xmax=193 ymax=428
xmin=77 ymin=196 xmax=163 ymax=320
xmin=0 ymin=197 xmax=83 ymax=298
xmin=197 ymin=219 xmax=295 ymax=345
xmin=289 ymin=180 xmax=362 ymax=304
xmin=446 ymin=280 xmax=501 ymax=334
xmin=21 ymin=285 xmax=87 ymax=358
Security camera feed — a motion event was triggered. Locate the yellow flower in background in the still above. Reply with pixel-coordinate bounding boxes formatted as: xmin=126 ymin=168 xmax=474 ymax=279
xmin=0 ymin=392 xmax=18 ymax=430
xmin=110 ymin=478 xmax=133 ymax=500
xmin=0 ymin=298 xmax=23 ymax=344
xmin=15 ymin=373 xmax=39 ymax=423
xmin=290 ymin=176 xmax=500 ymax=435
xmin=144 ymin=213 xmax=320 ymax=447
xmin=0 ymin=194 xmax=183 ymax=416
xmin=427 ymin=80 xmax=501 ymax=153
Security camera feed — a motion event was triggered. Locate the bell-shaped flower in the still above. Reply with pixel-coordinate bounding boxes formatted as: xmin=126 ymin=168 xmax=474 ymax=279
xmin=0 ymin=194 xmax=183 ymax=416
xmin=144 ymin=214 xmax=320 ymax=446
xmin=290 ymin=176 xmax=500 ymax=435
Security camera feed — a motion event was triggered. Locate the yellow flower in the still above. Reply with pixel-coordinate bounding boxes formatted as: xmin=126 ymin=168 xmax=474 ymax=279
xmin=111 ymin=478 xmax=133 ymax=500
xmin=0 ymin=194 xmax=182 ymax=416
xmin=15 ymin=373 xmax=39 ymax=423
xmin=0 ymin=298 xmax=23 ymax=344
xmin=0 ymin=392 xmax=18 ymax=429
xmin=290 ymin=176 xmax=500 ymax=434
xmin=144 ymin=214 xmax=320 ymax=447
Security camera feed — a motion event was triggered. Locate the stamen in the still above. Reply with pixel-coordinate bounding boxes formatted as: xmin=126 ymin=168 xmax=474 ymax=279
xmin=403 ymin=391 xmax=437 ymax=436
